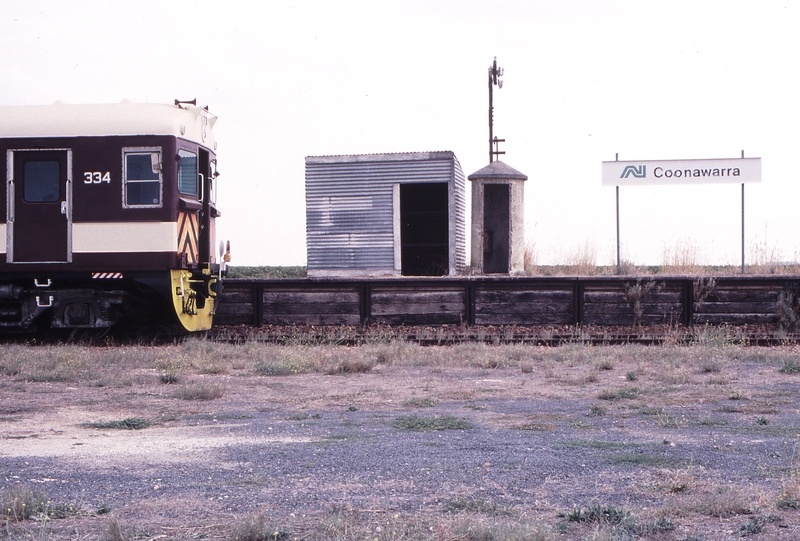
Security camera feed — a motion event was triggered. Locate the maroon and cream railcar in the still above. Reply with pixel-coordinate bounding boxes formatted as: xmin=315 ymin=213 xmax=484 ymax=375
xmin=0 ymin=100 xmax=227 ymax=331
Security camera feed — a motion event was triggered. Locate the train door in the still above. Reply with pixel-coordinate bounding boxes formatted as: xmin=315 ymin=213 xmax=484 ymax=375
xmin=8 ymin=150 xmax=72 ymax=263
xmin=198 ymin=148 xmax=211 ymax=266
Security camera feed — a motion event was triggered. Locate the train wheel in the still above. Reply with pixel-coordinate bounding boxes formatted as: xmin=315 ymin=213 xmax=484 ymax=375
xmin=169 ymin=269 xmax=217 ymax=332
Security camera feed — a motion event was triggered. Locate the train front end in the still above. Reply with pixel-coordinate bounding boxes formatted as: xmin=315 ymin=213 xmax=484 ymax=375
xmin=0 ymin=100 xmax=226 ymax=332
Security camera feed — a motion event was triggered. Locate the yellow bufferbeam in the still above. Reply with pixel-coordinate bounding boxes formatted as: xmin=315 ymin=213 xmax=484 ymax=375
xmin=170 ymin=269 xmax=218 ymax=332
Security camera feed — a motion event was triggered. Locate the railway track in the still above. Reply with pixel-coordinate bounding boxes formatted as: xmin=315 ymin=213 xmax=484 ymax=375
xmin=206 ymin=323 xmax=800 ymax=347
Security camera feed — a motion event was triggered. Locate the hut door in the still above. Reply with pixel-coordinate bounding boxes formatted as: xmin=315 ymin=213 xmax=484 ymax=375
xmin=9 ymin=150 xmax=72 ymax=263
xmin=400 ymin=183 xmax=449 ymax=276
xmin=483 ymin=184 xmax=509 ymax=273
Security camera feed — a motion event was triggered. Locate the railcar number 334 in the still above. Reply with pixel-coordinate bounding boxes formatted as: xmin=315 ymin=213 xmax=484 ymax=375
xmin=0 ymin=99 xmax=229 ymax=332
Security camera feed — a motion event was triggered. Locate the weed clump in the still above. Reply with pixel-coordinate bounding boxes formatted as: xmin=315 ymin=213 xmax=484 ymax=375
xmin=102 ymin=517 xmax=131 ymax=541
xmin=777 ymin=493 xmax=800 ymax=509
xmin=175 ymin=382 xmax=226 ymax=400
xmin=597 ymin=386 xmax=639 ymax=401
xmin=0 ymin=346 xmax=89 ymax=382
xmin=230 ymin=513 xmax=289 ymax=541
xmin=778 ymin=357 xmax=800 ymax=374
xmin=561 ymin=504 xmax=634 ymax=526
xmin=683 ymin=485 xmax=754 ymax=517
xmin=624 ymin=279 xmax=664 ymax=326
xmin=737 ymin=516 xmax=766 ymax=536
xmin=444 ymin=497 xmax=510 ymax=516
xmin=404 ymin=397 xmax=439 ymax=408
xmin=394 ymin=415 xmax=472 ymax=431
xmin=588 ymin=403 xmax=607 ymax=416
xmin=2 ymin=485 xmax=49 ymax=521
xmin=253 ymin=350 xmax=313 ymax=376
xmin=596 ymin=358 xmax=614 ymax=371
xmin=776 ymin=289 xmax=800 ymax=332
xmin=322 ymin=355 xmax=375 ymax=374
xmin=156 ymin=356 xmax=189 ymax=384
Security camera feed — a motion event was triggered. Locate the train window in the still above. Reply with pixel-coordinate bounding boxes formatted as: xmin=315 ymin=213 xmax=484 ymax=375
xmin=123 ymin=149 xmax=162 ymax=207
xmin=23 ymin=161 xmax=60 ymax=202
xmin=177 ymin=149 xmax=198 ymax=196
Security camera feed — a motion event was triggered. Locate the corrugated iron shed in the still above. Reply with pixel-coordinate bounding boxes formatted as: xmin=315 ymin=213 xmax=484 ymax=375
xmin=305 ymin=151 xmax=465 ymax=277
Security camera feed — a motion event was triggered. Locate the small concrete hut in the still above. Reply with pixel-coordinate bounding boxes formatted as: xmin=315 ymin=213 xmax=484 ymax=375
xmin=468 ymin=160 xmax=527 ymax=274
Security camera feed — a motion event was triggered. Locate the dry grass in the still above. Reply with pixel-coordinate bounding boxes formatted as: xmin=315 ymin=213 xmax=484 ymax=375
xmin=519 ymin=238 xmax=800 ymax=276
xmin=3 ymin=339 xmax=800 ymax=540
xmin=660 ymin=238 xmax=706 ymax=275
xmin=2 ymin=485 xmax=49 ymax=522
xmin=174 ymin=381 xmax=226 ymax=400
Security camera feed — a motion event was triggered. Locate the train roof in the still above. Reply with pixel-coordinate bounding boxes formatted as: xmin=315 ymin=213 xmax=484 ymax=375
xmin=0 ymin=101 xmax=217 ymax=149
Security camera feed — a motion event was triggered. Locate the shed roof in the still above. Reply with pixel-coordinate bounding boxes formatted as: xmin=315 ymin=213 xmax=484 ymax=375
xmin=468 ymin=160 xmax=527 ymax=181
xmin=306 ymin=151 xmax=456 ymax=164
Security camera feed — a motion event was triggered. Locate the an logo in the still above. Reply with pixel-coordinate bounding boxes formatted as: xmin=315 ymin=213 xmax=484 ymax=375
xmin=620 ymin=165 xmax=646 ymax=179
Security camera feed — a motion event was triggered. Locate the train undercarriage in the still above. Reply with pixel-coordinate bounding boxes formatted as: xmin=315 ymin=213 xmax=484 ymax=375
xmin=0 ymin=269 xmax=219 ymax=332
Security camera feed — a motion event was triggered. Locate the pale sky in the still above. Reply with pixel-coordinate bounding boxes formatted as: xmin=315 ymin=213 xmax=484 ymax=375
xmin=2 ymin=0 xmax=798 ymax=266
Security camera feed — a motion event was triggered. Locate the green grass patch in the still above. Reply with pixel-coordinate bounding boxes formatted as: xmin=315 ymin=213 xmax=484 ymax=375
xmin=597 ymin=386 xmax=639 ymax=400
xmin=183 ymin=412 xmax=254 ymax=422
xmin=612 ymin=452 xmax=681 ymax=467
xmin=287 ymin=412 xmax=321 ymax=421
xmin=588 ymin=403 xmax=607 ymax=416
xmin=226 ymin=266 xmax=306 ymax=279
xmin=560 ymin=504 xmax=634 ymax=526
xmin=697 ymin=417 xmax=728 ymax=426
xmin=394 ymin=415 xmax=472 ymax=431
xmin=84 ymin=417 xmax=151 ymax=430
xmin=513 ymin=422 xmax=557 ymax=431
xmin=638 ymin=406 xmax=665 ymax=416
xmin=444 ymin=497 xmax=512 ymax=516
xmin=253 ymin=351 xmax=315 ymax=376
xmin=777 ymin=494 xmax=800 ymax=509
xmin=561 ymin=440 xmax=643 ymax=450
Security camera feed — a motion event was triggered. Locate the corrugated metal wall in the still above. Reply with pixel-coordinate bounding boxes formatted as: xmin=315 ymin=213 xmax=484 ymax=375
xmin=451 ymin=156 xmax=466 ymax=274
xmin=305 ymin=151 xmax=465 ymax=276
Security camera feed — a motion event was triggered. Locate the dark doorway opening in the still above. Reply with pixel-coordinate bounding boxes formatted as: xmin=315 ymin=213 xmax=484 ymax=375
xmin=483 ymin=184 xmax=509 ymax=273
xmin=400 ymin=183 xmax=449 ymax=276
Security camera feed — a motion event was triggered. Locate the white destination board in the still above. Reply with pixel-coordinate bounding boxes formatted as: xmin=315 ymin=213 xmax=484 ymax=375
xmin=602 ymin=157 xmax=761 ymax=186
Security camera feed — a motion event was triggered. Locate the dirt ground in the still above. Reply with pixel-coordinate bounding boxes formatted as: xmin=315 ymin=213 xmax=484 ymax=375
xmin=2 ymin=342 xmax=800 ymax=540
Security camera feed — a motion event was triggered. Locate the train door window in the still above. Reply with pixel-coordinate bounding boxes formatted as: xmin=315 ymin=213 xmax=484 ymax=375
xmin=23 ymin=161 xmax=60 ymax=202
xmin=123 ymin=148 xmax=162 ymax=208
xmin=177 ymin=149 xmax=198 ymax=196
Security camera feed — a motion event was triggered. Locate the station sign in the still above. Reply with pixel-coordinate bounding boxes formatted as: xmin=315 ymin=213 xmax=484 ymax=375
xmin=602 ymin=157 xmax=761 ymax=186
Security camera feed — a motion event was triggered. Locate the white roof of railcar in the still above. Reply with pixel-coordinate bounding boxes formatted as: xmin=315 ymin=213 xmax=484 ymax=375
xmin=0 ymin=101 xmax=217 ymax=150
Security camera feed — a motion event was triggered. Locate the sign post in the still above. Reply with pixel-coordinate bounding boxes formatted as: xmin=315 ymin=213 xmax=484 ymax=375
xmin=615 ymin=153 xmax=620 ymax=270
xmin=741 ymin=151 xmax=746 ymax=274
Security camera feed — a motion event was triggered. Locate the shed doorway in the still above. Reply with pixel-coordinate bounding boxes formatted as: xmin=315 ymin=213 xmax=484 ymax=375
xmin=483 ymin=184 xmax=509 ymax=273
xmin=400 ymin=183 xmax=449 ymax=276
